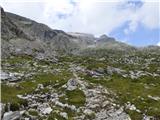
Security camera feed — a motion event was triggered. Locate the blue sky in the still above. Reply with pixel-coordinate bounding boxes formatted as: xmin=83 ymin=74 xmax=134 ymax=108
xmin=110 ymin=21 xmax=160 ymax=46
xmin=1 ymin=0 xmax=160 ymax=47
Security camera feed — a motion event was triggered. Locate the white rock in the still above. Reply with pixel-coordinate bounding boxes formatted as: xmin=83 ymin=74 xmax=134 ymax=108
xmin=37 ymin=84 xmax=44 ymax=89
xmin=0 ymin=71 xmax=10 ymax=80
xmin=126 ymin=103 xmax=137 ymax=111
xmin=60 ymin=112 xmax=68 ymax=119
xmin=143 ymin=115 xmax=154 ymax=120
xmin=42 ymin=107 xmax=52 ymax=115
xmin=69 ymin=105 xmax=76 ymax=111
xmin=3 ymin=111 xmax=21 ymax=120
xmin=24 ymin=118 xmax=30 ymax=120
xmin=148 ymin=95 xmax=160 ymax=101
xmin=55 ymin=101 xmax=65 ymax=107
xmin=66 ymin=79 xmax=78 ymax=91
xmin=84 ymin=109 xmax=94 ymax=115
xmin=62 ymin=84 xmax=67 ymax=88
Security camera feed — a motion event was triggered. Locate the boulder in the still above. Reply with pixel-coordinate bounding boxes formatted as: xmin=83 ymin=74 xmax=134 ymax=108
xmin=37 ymin=84 xmax=44 ymax=89
xmin=60 ymin=112 xmax=68 ymax=119
xmin=3 ymin=111 xmax=22 ymax=120
xmin=86 ymin=70 xmax=102 ymax=77
xmin=38 ymin=103 xmax=52 ymax=115
xmin=1 ymin=71 xmax=10 ymax=80
xmin=0 ymin=103 xmax=5 ymax=118
xmin=95 ymin=68 xmax=104 ymax=74
xmin=84 ymin=109 xmax=94 ymax=115
xmin=106 ymin=66 xmax=126 ymax=75
xmin=66 ymin=79 xmax=78 ymax=91
xmin=42 ymin=107 xmax=52 ymax=115
xmin=1 ymin=71 xmax=23 ymax=82
xmin=148 ymin=95 xmax=160 ymax=101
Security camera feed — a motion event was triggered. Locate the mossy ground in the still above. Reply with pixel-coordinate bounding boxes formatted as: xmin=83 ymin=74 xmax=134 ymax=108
xmin=1 ymin=53 xmax=160 ymax=120
xmin=59 ymin=88 xmax=86 ymax=107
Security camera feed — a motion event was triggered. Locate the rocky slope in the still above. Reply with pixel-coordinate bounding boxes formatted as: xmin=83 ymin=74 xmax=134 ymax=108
xmin=1 ymin=7 xmax=79 ymax=60
xmin=1 ymin=7 xmax=140 ymax=59
xmin=1 ymin=7 xmax=160 ymax=120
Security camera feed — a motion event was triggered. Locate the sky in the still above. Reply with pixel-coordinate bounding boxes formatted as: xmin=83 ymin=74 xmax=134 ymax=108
xmin=0 ymin=0 xmax=160 ymax=47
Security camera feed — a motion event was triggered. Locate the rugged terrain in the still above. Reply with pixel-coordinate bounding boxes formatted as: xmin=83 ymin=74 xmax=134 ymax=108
xmin=1 ymin=7 xmax=160 ymax=120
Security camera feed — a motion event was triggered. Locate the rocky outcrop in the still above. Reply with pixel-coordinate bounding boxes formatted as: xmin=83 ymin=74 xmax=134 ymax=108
xmin=1 ymin=7 xmax=79 ymax=59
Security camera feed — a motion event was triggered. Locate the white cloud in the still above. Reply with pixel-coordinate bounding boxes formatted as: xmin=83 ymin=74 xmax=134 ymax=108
xmin=123 ymin=1 xmax=160 ymax=35
xmin=1 ymin=0 xmax=159 ymax=36
xmin=139 ymin=2 xmax=160 ymax=29
xmin=157 ymin=41 xmax=160 ymax=46
xmin=41 ymin=0 xmax=134 ymax=35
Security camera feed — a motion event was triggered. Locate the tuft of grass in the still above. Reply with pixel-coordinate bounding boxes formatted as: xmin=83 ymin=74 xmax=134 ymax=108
xmin=59 ymin=88 xmax=86 ymax=107
xmin=66 ymin=89 xmax=86 ymax=107
xmin=125 ymin=110 xmax=142 ymax=120
xmin=28 ymin=110 xmax=39 ymax=116
xmin=48 ymin=112 xmax=66 ymax=120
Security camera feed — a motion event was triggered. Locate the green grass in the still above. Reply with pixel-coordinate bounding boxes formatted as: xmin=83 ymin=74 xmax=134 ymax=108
xmin=81 ymin=73 xmax=160 ymax=119
xmin=59 ymin=89 xmax=86 ymax=107
xmin=48 ymin=112 xmax=66 ymax=120
xmin=2 ymin=54 xmax=160 ymax=119
xmin=125 ymin=110 xmax=142 ymax=120
xmin=2 ymin=55 xmax=33 ymax=64
xmin=28 ymin=110 xmax=39 ymax=116
xmin=1 ymin=71 xmax=72 ymax=104
xmin=66 ymin=89 xmax=86 ymax=107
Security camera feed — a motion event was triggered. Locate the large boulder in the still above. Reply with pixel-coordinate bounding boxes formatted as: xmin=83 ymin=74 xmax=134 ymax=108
xmin=2 ymin=111 xmax=24 ymax=120
xmin=66 ymin=79 xmax=78 ymax=91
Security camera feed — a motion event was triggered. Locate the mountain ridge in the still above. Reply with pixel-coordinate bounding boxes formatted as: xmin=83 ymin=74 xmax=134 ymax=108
xmin=1 ymin=7 xmax=160 ymax=60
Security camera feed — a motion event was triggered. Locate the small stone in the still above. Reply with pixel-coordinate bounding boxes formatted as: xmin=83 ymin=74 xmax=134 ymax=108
xmin=42 ymin=107 xmax=52 ymax=115
xmin=60 ymin=112 xmax=68 ymax=119
xmin=84 ymin=109 xmax=94 ymax=115
xmin=148 ymin=95 xmax=160 ymax=101
xmin=37 ymin=84 xmax=44 ymax=89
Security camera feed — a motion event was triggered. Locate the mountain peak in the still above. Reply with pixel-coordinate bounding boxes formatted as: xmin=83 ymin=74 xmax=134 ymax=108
xmin=99 ymin=34 xmax=108 ymax=39
xmin=97 ymin=34 xmax=115 ymax=42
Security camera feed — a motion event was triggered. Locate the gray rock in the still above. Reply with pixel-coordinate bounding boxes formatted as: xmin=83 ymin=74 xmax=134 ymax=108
xmin=0 ymin=103 xmax=5 ymax=118
xmin=106 ymin=66 xmax=126 ymax=75
xmin=86 ymin=70 xmax=102 ymax=77
xmin=60 ymin=112 xmax=68 ymax=119
xmin=84 ymin=109 xmax=94 ymax=115
xmin=148 ymin=95 xmax=160 ymax=101
xmin=95 ymin=68 xmax=104 ymax=74
xmin=1 ymin=71 xmax=10 ymax=80
xmin=66 ymin=79 xmax=78 ymax=91
xmin=1 ymin=71 xmax=23 ymax=82
xmin=3 ymin=111 xmax=24 ymax=120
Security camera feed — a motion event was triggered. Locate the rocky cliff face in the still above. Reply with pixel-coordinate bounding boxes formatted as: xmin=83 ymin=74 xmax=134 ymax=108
xmin=1 ymin=7 xmax=79 ymax=60
xmin=1 ymin=7 xmax=32 ymax=40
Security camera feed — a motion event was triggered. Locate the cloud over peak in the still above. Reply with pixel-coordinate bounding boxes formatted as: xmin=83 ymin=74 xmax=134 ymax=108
xmin=1 ymin=0 xmax=159 ymax=46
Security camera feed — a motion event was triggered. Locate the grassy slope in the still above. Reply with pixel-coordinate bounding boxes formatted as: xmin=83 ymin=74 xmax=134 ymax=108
xmin=1 ymin=53 xmax=160 ymax=120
